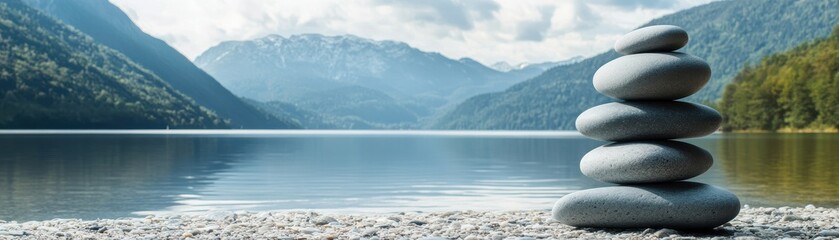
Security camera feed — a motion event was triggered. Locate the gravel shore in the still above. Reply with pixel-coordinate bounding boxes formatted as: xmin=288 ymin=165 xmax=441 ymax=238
xmin=1 ymin=205 xmax=837 ymax=239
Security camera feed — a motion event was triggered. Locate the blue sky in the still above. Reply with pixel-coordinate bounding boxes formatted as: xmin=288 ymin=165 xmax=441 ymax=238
xmin=111 ymin=0 xmax=715 ymax=65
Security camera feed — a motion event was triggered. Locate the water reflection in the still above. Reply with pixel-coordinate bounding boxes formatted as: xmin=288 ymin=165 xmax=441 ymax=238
xmin=0 ymin=135 xmax=242 ymax=220
xmin=714 ymin=133 xmax=839 ymax=207
xmin=0 ymin=132 xmax=837 ymax=221
xmin=150 ymin=137 xmax=607 ymax=215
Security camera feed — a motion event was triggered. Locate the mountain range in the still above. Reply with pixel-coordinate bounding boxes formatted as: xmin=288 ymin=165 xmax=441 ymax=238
xmin=195 ymin=34 xmax=557 ymax=128
xmin=22 ymin=0 xmax=297 ymax=129
xmin=434 ymin=0 xmax=839 ymax=130
xmin=4 ymin=0 xmax=837 ymax=130
xmin=490 ymin=57 xmax=583 ymax=73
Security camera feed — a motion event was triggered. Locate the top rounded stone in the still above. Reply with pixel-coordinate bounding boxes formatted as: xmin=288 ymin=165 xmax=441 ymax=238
xmin=615 ymin=25 xmax=689 ymax=55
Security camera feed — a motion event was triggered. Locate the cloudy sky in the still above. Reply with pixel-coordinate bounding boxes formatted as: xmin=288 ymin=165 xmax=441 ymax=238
xmin=111 ymin=0 xmax=715 ymax=65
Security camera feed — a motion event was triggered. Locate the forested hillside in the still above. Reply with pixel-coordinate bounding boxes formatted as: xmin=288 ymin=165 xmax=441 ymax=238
xmin=720 ymin=26 xmax=839 ymax=132
xmin=23 ymin=0 xmax=298 ymax=129
xmin=0 ymin=0 xmax=227 ymax=129
xmin=435 ymin=0 xmax=839 ymax=130
xmin=245 ymin=86 xmax=418 ymax=129
xmin=245 ymin=99 xmax=376 ymax=129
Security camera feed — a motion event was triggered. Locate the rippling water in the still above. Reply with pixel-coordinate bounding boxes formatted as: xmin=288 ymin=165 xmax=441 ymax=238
xmin=0 ymin=131 xmax=836 ymax=221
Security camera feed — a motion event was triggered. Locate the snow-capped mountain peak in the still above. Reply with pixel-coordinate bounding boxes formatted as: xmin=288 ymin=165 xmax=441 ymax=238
xmin=490 ymin=62 xmax=515 ymax=72
xmin=490 ymin=56 xmax=585 ymax=73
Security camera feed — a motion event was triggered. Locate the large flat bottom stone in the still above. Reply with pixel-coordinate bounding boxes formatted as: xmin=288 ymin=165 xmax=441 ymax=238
xmin=552 ymin=182 xmax=740 ymax=229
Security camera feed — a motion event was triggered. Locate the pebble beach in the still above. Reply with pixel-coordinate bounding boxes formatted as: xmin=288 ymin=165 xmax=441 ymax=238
xmin=1 ymin=205 xmax=837 ymax=239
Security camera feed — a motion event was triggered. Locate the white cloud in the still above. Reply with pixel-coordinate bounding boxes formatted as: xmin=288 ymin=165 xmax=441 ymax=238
xmin=110 ymin=0 xmax=715 ymax=65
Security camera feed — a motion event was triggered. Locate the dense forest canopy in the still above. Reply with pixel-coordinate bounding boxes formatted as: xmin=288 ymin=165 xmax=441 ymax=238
xmin=720 ymin=26 xmax=839 ymax=132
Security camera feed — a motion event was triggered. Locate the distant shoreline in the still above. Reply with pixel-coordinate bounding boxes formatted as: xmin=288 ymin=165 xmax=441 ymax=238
xmin=1 ymin=206 xmax=837 ymax=239
xmin=723 ymin=129 xmax=839 ymax=133
xmin=3 ymin=129 xmax=839 ymax=135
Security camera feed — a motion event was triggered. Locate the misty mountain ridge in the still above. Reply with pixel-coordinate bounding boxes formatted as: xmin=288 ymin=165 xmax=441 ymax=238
xmin=196 ymin=33 xmax=554 ymax=128
xmin=196 ymin=33 xmax=520 ymax=101
xmin=490 ymin=56 xmax=584 ymax=73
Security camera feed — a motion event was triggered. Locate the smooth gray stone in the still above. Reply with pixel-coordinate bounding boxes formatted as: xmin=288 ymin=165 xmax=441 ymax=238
xmin=615 ymin=25 xmax=689 ymax=55
xmin=594 ymin=53 xmax=711 ymax=100
xmin=552 ymin=182 xmax=740 ymax=229
xmin=576 ymin=101 xmax=721 ymax=141
xmin=580 ymin=141 xmax=713 ymax=184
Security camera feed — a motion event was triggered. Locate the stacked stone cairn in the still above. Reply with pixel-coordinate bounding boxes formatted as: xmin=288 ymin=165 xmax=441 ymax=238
xmin=552 ymin=25 xmax=741 ymax=229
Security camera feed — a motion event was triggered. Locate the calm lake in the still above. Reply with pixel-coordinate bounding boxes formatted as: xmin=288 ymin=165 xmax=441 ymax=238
xmin=0 ymin=131 xmax=837 ymax=221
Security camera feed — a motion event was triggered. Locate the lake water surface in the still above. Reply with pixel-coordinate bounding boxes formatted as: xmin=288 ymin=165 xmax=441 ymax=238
xmin=0 ymin=131 xmax=837 ymax=221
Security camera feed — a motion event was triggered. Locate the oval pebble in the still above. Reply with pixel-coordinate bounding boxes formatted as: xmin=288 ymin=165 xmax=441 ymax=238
xmin=615 ymin=25 xmax=688 ymax=55
xmin=581 ymin=141 xmax=713 ymax=184
xmin=594 ymin=53 xmax=711 ymax=100
xmin=552 ymin=182 xmax=740 ymax=229
xmin=576 ymin=101 xmax=721 ymax=141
